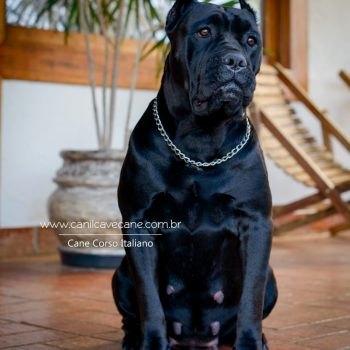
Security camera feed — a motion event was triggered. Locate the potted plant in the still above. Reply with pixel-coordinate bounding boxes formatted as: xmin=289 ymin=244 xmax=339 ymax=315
xmin=8 ymin=0 xmax=239 ymax=268
xmin=7 ymin=0 xmax=163 ymax=268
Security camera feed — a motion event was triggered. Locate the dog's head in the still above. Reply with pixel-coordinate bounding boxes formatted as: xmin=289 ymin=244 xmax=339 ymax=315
xmin=165 ymin=0 xmax=262 ymax=121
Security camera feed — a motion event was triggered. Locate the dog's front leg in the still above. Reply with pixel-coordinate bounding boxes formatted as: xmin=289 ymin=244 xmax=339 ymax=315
xmin=235 ymin=216 xmax=272 ymax=350
xmin=123 ymin=227 xmax=168 ymax=350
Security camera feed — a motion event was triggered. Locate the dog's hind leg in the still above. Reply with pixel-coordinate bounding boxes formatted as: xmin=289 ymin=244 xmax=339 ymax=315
xmin=112 ymin=257 xmax=141 ymax=350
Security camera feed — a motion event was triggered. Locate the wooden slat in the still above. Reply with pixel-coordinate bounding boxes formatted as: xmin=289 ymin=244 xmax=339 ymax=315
xmin=275 ymin=62 xmax=350 ymax=152
xmin=331 ymin=173 xmax=350 ymax=184
xmin=265 ymin=148 xmax=292 ymax=158
xmin=284 ymin=165 xmax=308 ymax=177
xmin=261 ymin=106 xmax=294 ymax=117
xmin=254 ymin=85 xmax=283 ymax=96
xmin=263 ymin=141 xmax=330 ymax=161
xmin=322 ymin=126 xmax=333 ymax=154
xmin=260 ymin=63 xmax=278 ymax=75
xmin=262 ymin=135 xmax=316 ymax=149
xmin=261 ymin=108 xmax=350 ymax=222
xmin=274 ymin=202 xmax=339 ymax=235
xmin=260 ymin=125 xmax=309 ymax=139
xmin=283 ymin=127 xmax=309 ymax=137
xmin=274 ymin=157 xmax=299 ymax=167
xmin=336 ymin=180 xmax=350 ymax=192
xmin=273 ymin=116 xmax=302 ymax=127
xmin=339 ymin=70 xmax=350 ymax=88
xmin=294 ymin=173 xmax=313 ymax=184
xmin=330 ymin=222 xmax=350 ymax=235
xmin=323 ymin=167 xmax=347 ymax=177
xmin=318 ymin=161 xmax=340 ymax=170
xmin=0 ymin=25 xmax=160 ymax=90
xmin=253 ymin=95 xmax=287 ymax=106
xmin=256 ymin=74 xmax=280 ymax=86
xmin=310 ymin=151 xmax=334 ymax=162
xmin=273 ymin=192 xmax=325 ymax=218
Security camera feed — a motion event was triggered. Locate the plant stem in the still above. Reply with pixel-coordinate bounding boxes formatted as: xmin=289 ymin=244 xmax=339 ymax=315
xmin=124 ymin=31 xmax=143 ymax=150
xmin=107 ymin=0 xmax=125 ymax=149
xmin=79 ymin=0 xmax=102 ymax=149
xmin=96 ymin=0 xmax=110 ymax=149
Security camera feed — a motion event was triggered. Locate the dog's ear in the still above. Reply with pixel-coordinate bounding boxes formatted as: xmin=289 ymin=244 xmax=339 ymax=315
xmin=239 ymin=0 xmax=257 ymax=22
xmin=166 ymin=0 xmax=196 ymax=38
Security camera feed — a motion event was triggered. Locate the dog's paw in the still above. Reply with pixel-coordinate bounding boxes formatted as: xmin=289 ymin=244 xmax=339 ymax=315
xmin=141 ymin=336 xmax=169 ymax=350
xmin=122 ymin=331 xmax=141 ymax=350
xmin=141 ymin=321 xmax=169 ymax=350
xmin=234 ymin=333 xmax=268 ymax=350
xmin=234 ymin=338 xmax=262 ymax=350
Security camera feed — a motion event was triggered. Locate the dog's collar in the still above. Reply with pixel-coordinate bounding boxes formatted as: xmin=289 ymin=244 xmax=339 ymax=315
xmin=152 ymin=97 xmax=251 ymax=168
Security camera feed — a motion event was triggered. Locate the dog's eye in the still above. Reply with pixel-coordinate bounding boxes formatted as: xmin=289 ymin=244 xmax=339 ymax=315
xmin=198 ymin=28 xmax=210 ymax=37
xmin=247 ymin=37 xmax=257 ymax=46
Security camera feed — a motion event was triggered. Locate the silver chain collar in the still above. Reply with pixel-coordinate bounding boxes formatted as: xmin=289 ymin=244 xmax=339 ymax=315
xmin=152 ymin=97 xmax=251 ymax=168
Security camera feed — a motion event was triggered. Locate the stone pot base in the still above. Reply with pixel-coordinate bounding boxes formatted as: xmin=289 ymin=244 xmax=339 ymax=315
xmin=59 ymin=246 xmax=125 ymax=269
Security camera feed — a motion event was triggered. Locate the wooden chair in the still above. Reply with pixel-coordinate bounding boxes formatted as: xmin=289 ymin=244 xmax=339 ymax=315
xmin=339 ymin=70 xmax=350 ymax=89
xmin=252 ymin=63 xmax=350 ymax=235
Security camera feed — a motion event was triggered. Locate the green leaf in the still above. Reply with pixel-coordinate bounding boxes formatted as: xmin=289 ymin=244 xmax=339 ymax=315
xmin=64 ymin=0 xmax=79 ymax=42
xmin=34 ymin=0 xmax=62 ymax=24
xmin=220 ymin=0 xmax=239 ymax=7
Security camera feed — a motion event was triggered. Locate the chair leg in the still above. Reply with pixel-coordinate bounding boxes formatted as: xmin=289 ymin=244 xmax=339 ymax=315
xmin=330 ymin=223 xmax=350 ymax=236
xmin=327 ymin=189 xmax=350 ymax=224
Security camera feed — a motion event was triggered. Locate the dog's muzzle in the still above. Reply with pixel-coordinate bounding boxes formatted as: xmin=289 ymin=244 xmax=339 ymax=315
xmin=191 ymin=53 xmax=255 ymax=117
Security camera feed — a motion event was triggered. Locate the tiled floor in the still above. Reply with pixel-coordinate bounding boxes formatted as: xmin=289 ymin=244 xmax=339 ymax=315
xmin=1 ymin=233 xmax=350 ymax=350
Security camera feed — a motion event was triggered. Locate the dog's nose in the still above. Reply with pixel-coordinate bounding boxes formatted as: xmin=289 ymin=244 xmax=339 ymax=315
xmin=222 ymin=53 xmax=247 ymax=70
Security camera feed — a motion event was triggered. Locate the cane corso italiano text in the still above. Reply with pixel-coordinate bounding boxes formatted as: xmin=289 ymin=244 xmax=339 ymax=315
xmin=112 ymin=0 xmax=278 ymax=349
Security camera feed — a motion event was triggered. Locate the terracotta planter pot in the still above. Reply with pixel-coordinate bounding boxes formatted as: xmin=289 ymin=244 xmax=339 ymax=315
xmin=48 ymin=150 xmax=125 ymax=268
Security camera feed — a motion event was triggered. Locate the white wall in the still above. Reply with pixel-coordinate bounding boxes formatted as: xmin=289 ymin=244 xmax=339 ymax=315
xmin=0 ymin=81 xmax=155 ymax=227
xmin=308 ymin=0 xmax=350 ymax=163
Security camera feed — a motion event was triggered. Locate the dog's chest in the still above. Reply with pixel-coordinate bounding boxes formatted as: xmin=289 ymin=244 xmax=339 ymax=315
xmin=148 ymin=178 xmax=244 ymax=233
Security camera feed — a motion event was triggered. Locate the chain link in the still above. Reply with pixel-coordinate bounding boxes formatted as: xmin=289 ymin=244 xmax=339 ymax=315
xmin=153 ymin=97 xmax=251 ymax=168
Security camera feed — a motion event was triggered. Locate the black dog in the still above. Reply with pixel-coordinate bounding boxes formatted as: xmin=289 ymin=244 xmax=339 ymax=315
xmin=112 ymin=0 xmax=277 ymax=349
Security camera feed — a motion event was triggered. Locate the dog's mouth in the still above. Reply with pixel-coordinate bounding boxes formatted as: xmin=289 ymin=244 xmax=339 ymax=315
xmin=193 ymin=98 xmax=209 ymax=114
xmin=192 ymin=83 xmax=245 ymax=118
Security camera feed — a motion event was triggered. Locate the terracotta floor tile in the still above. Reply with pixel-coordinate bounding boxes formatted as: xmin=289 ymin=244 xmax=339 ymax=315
xmin=40 ymin=320 xmax=118 ymax=336
xmin=1 ymin=233 xmax=350 ymax=349
xmin=76 ymin=311 xmax=122 ymax=328
xmin=0 ymin=330 xmax=69 ymax=349
xmin=0 ymin=295 xmax=28 ymax=305
xmin=321 ymin=316 xmax=350 ymax=330
xmin=264 ymin=303 xmax=350 ymax=329
xmin=298 ymin=330 xmax=350 ymax=349
xmin=93 ymin=330 xmax=124 ymax=342
xmin=264 ymin=323 xmax=345 ymax=342
xmin=4 ymin=345 xmax=61 ymax=350
xmin=266 ymin=342 xmax=314 ymax=350
xmin=47 ymin=336 xmax=120 ymax=349
xmin=0 ymin=322 xmax=42 ymax=335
